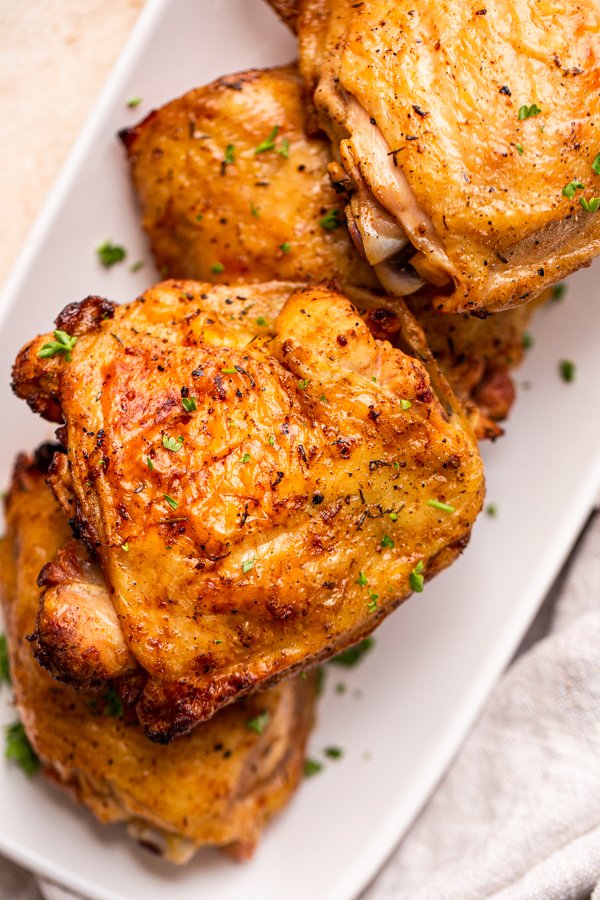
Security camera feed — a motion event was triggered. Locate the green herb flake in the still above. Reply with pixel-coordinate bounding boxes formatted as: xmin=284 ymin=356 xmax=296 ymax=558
xmin=400 ymin=398 xmax=412 ymax=410
xmin=0 ymin=634 xmax=10 ymax=685
xmin=5 ymin=722 xmax=39 ymax=775
xmin=97 ymin=240 xmax=127 ymax=268
xmin=330 ymin=637 xmax=375 ymax=668
xmin=277 ymin=136 xmax=290 ymax=159
xmin=356 ymin=571 xmax=368 ymax=587
xmin=256 ymin=316 xmax=267 ymax=326
xmin=103 ymin=686 xmax=124 ymax=718
xmin=324 ymin=746 xmax=343 ymax=760
xmin=486 ymin=503 xmax=498 ymax=517
xmin=147 ymin=456 xmax=154 ymax=471
xmin=268 ymin=435 xmax=275 ymax=446
xmin=335 ymin=682 xmax=347 ymax=694
xmin=367 ymin=595 xmax=378 ymax=612
xmin=409 ymin=559 xmax=425 ymax=593
xmin=559 ymin=359 xmax=576 ymax=383
xmin=580 ymin=196 xmax=600 ymax=213
xmin=224 ymin=143 xmax=235 ymax=165
xmin=250 ymin=203 xmax=260 ymax=218
xmin=211 ymin=262 xmax=225 ymax=274
xmin=246 ymin=711 xmax=270 ymax=735
xmin=130 ymin=259 xmax=145 ymax=273
xmin=222 ymin=366 xmax=237 ymax=374
xmin=516 ymin=143 xmax=524 ymax=155
xmin=241 ymin=452 xmax=251 ymax=464
xmin=304 ymin=758 xmax=323 ymax=777
xmin=126 ymin=96 xmax=142 ymax=108
xmin=562 ymin=179 xmax=585 ymax=200
xmin=518 ymin=103 xmax=542 ymax=120
xmin=389 ymin=512 xmax=398 ymax=522
xmin=121 ymin=542 xmax=129 ymax=552
xmin=162 ymin=434 xmax=184 ymax=452
xmin=319 ymin=208 xmax=342 ymax=231
xmin=255 ymin=125 xmax=279 ymax=154
xmin=427 ymin=499 xmax=455 ymax=513
xmin=163 ymin=494 xmax=178 ymax=510
xmin=551 ymin=283 xmax=566 ymax=301
xmin=297 ymin=378 xmax=310 ymax=390
xmin=522 ymin=332 xmax=534 ymax=349
xmin=242 ymin=557 xmax=255 ymax=574
xmin=37 ymin=329 xmax=78 ymax=362
xmin=195 ymin=213 xmax=204 ymax=222
xmin=280 ymin=242 xmax=291 ymax=253
xmin=182 ymin=396 xmax=197 ymax=413
xmin=592 ymin=153 xmax=600 ymax=175
xmin=381 ymin=534 xmax=394 ymax=549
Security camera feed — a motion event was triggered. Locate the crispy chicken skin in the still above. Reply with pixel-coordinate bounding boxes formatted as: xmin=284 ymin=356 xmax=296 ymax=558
xmin=122 ymin=64 xmax=538 ymax=437
xmin=0 ymin=452 xmax=317 ymax=863
xmin=13 ymin=280 xmax=484 ymax=740
xmin=295 ymin=0 xmax=600 ymax=313
xmin=119 ymin=65 xmax=376 ymax=290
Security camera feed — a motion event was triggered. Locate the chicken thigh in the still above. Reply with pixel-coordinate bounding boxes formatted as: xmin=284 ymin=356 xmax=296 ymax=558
xmin=0 ymin=450 xmax=316 ymax=861
xmin=13 ymin=279 xmax=484 ymax=740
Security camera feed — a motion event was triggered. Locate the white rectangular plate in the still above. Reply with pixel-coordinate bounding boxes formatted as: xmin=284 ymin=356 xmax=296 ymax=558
xmin=2 ymin=2 xmax=600 ymax=899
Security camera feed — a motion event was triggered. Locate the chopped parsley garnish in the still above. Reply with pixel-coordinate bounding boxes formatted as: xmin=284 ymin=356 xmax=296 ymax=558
xmin=551 ymin=283 xmax=566 ymax=301
xmin=163 ymin=494 xmax=178 ymax=509
xmin=324 ymin=746 xmax=343 ymax=760
xmin=562 ymin=179 xmax=585 ymax=199
xmin=518 ymin=103 xmax=541 ymax=120
xmin=250 ymin=203 xmax=260 ymax=218
xmin=97 ymin=240 xmax=126 ymax=267
xmin=256 ymin=316 xmax=267 ymax=326
xmin=126 ymin=96 xmax=142 ymax=108
xmin=297 ymin=378 xmax=310 ymax=390
xmin=130 ymin=260 xmax=145 ymax=273
xmin=277 ymin=137 xmax=290 ymax=159
xmin=409 ymin=560 xmax=425 ymax=593
xmin=592 ymin=153 xmax=600 ymax=175
xmin=389 ymin=512 xmax=398 ymax=522
xmin=121 ymin=542 xmax=129 ymax=552
xmin=400 ymin=399 xmax=412 ymax=410
xmin=196 ymin=213 xmax=204 ymax=222
xmin=486 ymin=503 xmax=498 ymax=517
xmin=224 ymin=143 xmax=235 ymax=165
xmin=515 ymin=143 xmax=524 ymax=155
xmin=37 ymin=329 xmax=78 ymax=362
xmin=255 ymin=125 xmax=279 ymax=154
xmin=427 ymin=499 xmax=455 ymax=513
xmin=381 ymin=534 xmax=394 ymax=549
xmin=559 ymin=359 xmax=576 ymax=383
xmin=221 ymin=366 xmax=237 ymax=374
xmin=147 ymin=456 xmax=154 ymax=471
xmin=268 ymin=435 xmax=275 ymax=446
xmin=319 ymin=208 xmax=342 ymax=231
xmin=241 ymin=452 xmax=251 ymax=464
xmin=246 ymin=711 xmax=269 ymax=735
xmin=330 ymin=637 xmax=374 ymax=668
xmin=182 ymin=396 xmax=197 ymax=413
xmin=580 ymin=197 xmax=600 ymax=212
xmin=162 ymin=434 xmax=184 ymax=452
xmin=211 ymin=262 xmax=225 ymax=274
xmin=280 ymin=242 xmax=291 ymax=253
xmin=522 ymin=332 xmax=534 ymax=349
xmin=304 ymin=758 xmax=323 ymax=777
xmin=5 ymin=722 xmax=39 ymax=775
xmin=356 ymin=571 xmax=368 ymax=587
xmin=103 ymin=686 xmax=124 ymax=718
xmin=0 ymin=634 xmax=10 ymax=685
xmin=367 ymin=595 xmax=378 ymax=612
xmin=242 ymin=557 xmax=255 ymax=573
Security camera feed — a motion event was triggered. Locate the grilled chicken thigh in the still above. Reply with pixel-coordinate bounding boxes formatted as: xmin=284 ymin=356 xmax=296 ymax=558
xmin=122 ymin=64 xmax=538 ymax=436
xmin=0 ymin=451 xmax=316 ymax=862
xmin=13 ymin=279 xmax=484 ymax=740
xmin=294 ymin=0 xmax=600 ymax=313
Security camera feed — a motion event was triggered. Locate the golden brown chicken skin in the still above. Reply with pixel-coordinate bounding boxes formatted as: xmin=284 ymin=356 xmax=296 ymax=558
xmin=296 ymin=0 xmax=600 ymax=313
xmin=0 ymin=450 xmax=316 ymax=863
xmin=13 ymin=280 xmax=484 ymax=740
xmin=121 ymin=64 xmax=538 ymax=437
xmin=120 ymin=65 xmax=376 ymax=290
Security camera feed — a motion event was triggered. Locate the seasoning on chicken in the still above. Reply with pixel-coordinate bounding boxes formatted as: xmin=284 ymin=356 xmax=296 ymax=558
xmin=13 ymin=279 xmax=484 ymax=740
